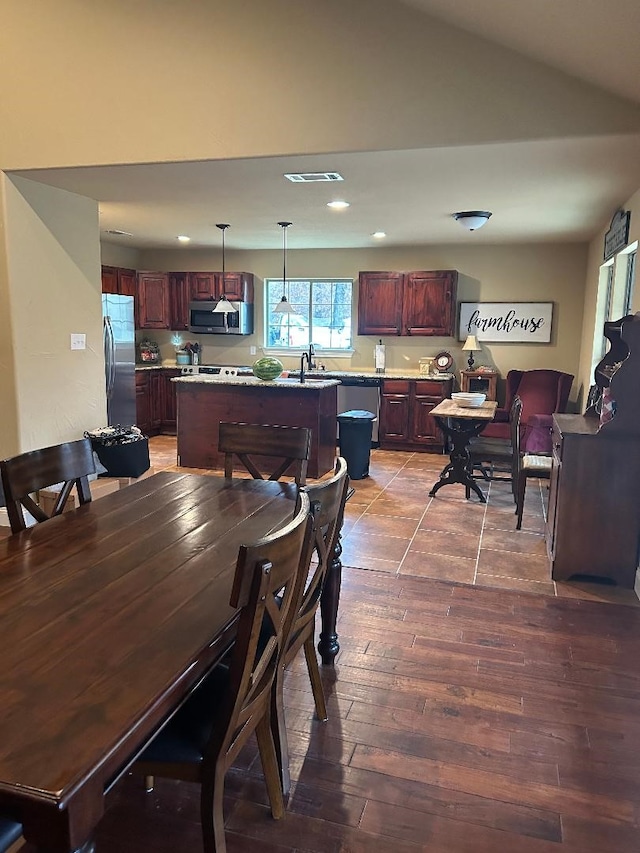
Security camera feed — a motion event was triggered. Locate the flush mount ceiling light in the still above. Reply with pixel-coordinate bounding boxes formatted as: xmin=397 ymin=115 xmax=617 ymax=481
xmin=272 ymin=222 xmax=297 ymax=314
xmin=327 ymin=200 xmax=350 ymax=209
xmin=372 ymin=231 xmax=386 ymax=239
xmin=177 ymin=235 xmax=190 ymax=243
xmin=453 ymin=211 xmax=492 ymax=231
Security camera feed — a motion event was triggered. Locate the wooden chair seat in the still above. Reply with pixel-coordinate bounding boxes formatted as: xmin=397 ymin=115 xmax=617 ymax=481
xmin=134 ymin=492 xmax=315 ymax=853
xmin=218 ymin=422 xmax=312 ymax=485
xmin=0 ymin=438 xmax=95 ymax=533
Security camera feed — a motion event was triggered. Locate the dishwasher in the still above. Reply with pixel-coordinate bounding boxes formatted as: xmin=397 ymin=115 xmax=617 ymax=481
xmin=336 ymin=376 xmax=381 ymax=444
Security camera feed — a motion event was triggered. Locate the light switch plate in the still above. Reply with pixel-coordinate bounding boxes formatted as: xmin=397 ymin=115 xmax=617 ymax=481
xmin=250 ymin=345 xmax=257 ymax=355
xmin=70 ymin=333 xmax=86 ymax=350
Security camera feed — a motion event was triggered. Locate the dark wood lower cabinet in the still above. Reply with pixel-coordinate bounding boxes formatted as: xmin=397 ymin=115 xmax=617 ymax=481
xmin=135 ymin=369 xmax=180 ymax=436
xmin=380 ymin=378 xmax=452 ymax=452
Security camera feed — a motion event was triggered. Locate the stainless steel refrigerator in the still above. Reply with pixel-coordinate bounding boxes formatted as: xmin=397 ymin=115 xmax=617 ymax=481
xmin=102 ymin=294 xmax=136 ymax=427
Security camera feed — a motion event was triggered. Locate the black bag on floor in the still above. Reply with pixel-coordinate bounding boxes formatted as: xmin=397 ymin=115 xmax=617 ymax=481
xmin=85 ymin=427 xmax=150 ymax=478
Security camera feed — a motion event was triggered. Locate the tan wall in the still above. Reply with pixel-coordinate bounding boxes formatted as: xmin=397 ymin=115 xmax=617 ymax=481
xmin=2 ymin=0 xmax=639 ymax=173
xmin=137 ymin=242 xmax=587 ymax=405
xmin=2 ymin=177 xmax=106 ymax=455
xmin=0 ymin=175 xmax=19 ymax=455
xmin=578 ymin=188 xmax=640 ymax=405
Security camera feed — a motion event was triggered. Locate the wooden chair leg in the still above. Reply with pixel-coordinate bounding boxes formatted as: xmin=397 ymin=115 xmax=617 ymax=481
xmin=270 ymin=663 xmax=292 ymax=796
xmin=303 ymin=634 xmax=328 ymax=722
xmin=200 ymin=764 xmax=228 ymax=853
xmin=515 ymin=472 xmax=527 ymax=530
xmin=255 ymin=714 xmax=285 ymax=820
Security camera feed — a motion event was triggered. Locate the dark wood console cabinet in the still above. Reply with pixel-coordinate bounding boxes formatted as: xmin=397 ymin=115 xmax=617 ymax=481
xmin=380 ymin=378 xmax=453 ymax=452
xmin=546 ymin=313 xmax=640 ymax=588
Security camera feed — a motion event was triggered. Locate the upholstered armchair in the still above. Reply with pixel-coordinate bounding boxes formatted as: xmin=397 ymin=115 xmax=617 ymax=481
xmin=482 ymin=369 xmax=574 ymax=452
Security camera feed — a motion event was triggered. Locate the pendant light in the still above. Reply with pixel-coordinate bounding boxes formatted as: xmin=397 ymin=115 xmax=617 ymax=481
xmin=212 ymin=223 xmax=237 ymax=316
xmin=272 ymin=221 xmax=297 ymax=314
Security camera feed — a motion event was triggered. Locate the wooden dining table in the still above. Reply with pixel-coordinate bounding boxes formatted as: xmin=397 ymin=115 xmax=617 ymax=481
xmin=0 ymin=471 xmax=343 ymax=852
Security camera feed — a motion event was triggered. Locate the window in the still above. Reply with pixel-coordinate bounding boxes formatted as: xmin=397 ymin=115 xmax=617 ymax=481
xmin=265 ymin=279 xmax=353 ymax=351
xmin=589 ymin=242 xmax=638 ymax=376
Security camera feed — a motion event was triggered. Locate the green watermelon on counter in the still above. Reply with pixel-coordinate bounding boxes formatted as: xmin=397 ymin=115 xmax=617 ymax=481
xmin=252 ymin=356 xmax=284 ymax=381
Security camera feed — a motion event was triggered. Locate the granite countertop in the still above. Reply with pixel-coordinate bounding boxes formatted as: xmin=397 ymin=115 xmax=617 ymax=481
xmin=138 ymin=364 xmax=454 ymax=381
xmin=172 ymin=375 xmax=341 ymax=389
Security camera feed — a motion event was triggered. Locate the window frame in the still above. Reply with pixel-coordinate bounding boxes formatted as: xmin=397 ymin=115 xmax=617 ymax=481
xmin=264 ymin=277 xmax=354 ymax=356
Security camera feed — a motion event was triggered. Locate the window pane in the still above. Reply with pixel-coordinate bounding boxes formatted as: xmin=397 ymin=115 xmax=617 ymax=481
xmin=265 ymin=278 xmax=352 ymax=350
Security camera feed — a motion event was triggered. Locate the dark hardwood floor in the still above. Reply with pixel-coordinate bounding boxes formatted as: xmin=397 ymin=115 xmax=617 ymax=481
xmin=17 ymin=438 xmax=640 ymax=851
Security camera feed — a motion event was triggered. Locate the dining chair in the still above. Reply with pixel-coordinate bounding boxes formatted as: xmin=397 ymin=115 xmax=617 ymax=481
xmin=271 ymin=456 xmax=350 ymax=795
xmin=0 ymin=438 xmax=95 ymax=533
xmin=467 ymin=395 xmax=520 ymax=486
xmin=0 ymin=818 xmax=21 ymax=852
xmin=511 ymin=395 xmax=552 ymax=529
xmin=218 ymin=422 xmax=312 ymax=486
xmin=133 ymin=491 xmax=315 ymax=853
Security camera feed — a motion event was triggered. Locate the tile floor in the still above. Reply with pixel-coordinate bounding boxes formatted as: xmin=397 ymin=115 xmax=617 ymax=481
xmin=107 ymin=435 xmax=640 ymax=607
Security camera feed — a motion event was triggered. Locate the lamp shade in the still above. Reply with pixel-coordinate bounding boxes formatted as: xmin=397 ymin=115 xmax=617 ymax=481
xmin=212 ymin=297 xmax=237 ymax=313
xmin=272 ymin=296 xmax=296 ymax=314
xmin=462 ymin=334 xmax=479 ymax=351
xmin=453 ymin=211 xmax=492 ymax=231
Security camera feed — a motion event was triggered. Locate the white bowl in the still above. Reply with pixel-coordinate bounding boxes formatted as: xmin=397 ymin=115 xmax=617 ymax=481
xmin=452 ymin=392 xmax=486 ymax=408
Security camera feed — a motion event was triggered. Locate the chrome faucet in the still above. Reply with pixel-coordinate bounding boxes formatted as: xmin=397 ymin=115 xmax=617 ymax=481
xmin=300 ymin=351 xmax=311 ymax=383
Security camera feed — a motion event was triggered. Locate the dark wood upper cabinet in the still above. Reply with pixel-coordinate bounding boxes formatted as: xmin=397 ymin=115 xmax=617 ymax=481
xmin=101 ymin=266 xmax=137 ymax=296
xmin=358 ymin=270 xmax=457 ymax=337
xmin=189 ymin=272 xmax=254 ymax=302
xmin=357 ymin=272 xmax=404 ymax=336
xmin=101 ymin=266 xmax=119 ymax=294
xmin=403 ymin=271 xmax=457 ymax=336
xmin=169 ymin=273 xmax=190 ymax=330
xmin=137 ymin=272 xmax=170 ymax=329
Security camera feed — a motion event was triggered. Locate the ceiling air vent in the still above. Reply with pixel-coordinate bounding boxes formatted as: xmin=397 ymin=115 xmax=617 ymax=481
xmin=284 ymin=172 xmax=344 ymax=183
xmin=105 ymin=229 xmax=134 ymax=236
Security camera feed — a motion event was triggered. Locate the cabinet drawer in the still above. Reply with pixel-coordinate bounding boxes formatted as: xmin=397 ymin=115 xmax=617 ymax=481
xmin=414 ymin=380 xmax=445 ymax=397
xmin=382 ymin=379 xmax=410 ymax=394
xmin=551 ymin=421 xmax=563 ymax=460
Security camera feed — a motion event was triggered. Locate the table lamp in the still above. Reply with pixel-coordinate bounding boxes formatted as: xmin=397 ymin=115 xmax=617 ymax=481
xmin=462 ymin=334 xmax=479 ymax=369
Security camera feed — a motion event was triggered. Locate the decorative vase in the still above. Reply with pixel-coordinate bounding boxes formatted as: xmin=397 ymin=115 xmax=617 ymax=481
xmin=252 ymin=356 xmax=284 ymax=381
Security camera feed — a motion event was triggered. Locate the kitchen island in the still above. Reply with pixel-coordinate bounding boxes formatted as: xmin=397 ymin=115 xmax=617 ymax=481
xmin=174 ymin=375 xmax=340 ymax=478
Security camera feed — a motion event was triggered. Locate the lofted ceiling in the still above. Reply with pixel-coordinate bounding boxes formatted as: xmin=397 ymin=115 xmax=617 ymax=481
xmin=10 ymin=1 xmax=640 ymax=252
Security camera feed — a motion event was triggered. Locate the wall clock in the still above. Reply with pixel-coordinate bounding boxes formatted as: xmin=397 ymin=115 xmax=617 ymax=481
xmin=434 ymin=351 xmax=453 ymax=372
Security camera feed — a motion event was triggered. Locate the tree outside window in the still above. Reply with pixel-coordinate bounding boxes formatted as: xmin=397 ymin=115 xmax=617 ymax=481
xmin=266 ymin=279 xmax=352 ymax=350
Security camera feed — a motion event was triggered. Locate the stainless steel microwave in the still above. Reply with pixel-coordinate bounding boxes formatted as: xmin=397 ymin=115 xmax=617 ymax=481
xmin=188 ymin=301 xmax=254 ymax=335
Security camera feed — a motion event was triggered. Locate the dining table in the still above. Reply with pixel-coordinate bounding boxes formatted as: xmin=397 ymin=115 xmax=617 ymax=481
xmin=0 ymin=470 xmax=343 ymax=852
xmin=428 ymin=398 xmax=499 ymax=502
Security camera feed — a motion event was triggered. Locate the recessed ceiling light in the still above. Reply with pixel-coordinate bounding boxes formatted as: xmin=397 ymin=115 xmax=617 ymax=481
xmin=327 ymin=200 xmax=350 ymax=210
xmin=372 ymin=231 xmax=386 ymax=239
xmin=177 ymin=235 xmax=191 ymax=243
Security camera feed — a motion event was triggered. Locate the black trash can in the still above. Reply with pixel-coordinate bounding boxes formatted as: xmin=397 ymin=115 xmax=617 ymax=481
xmin=85 ymin=427 xmax=151 ymax=478
xmin=337 ymin=410 xmax=376 ymax=480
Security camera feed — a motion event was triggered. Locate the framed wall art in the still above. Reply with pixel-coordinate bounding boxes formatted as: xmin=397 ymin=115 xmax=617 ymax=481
xmin=458 ymin=302 xmax=553 ymax=343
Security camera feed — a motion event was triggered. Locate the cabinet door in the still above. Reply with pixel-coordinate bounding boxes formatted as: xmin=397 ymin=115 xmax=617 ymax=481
xmin=169 ymin=273 xmax=190 ymax=330
xmin=162 ymin=370 xmax=180 ymax=433
xmin=118 ymin=269 xmax=137 ymax=297
xmin=101 ymin=266 xmax=119 ymax=294
xmin=403 ymin=271 xmax=457 ymax=336
xmin=412 ymin=395 xmax=440 ymax=443
xmin=357 ymin=272 xmax=404 ymax=336
xmin=219 ymin=272 xmax=254 ymax=302
xmin=135 ymin=372 xmax=151 ymax=435
xmin=137 ymin=273 xmax=170 ymax=329
xmin=189 ymin=272 xmax=217 ymax=301
xmin=379 ymin=388 xmax=411 ymax=443
xmin=149 ymin=371 xmax=164 ymax=430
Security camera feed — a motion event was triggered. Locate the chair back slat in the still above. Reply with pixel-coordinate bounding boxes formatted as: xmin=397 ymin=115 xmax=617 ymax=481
xmin=0 ymin=439 xmax=95 ymax=533
xmin=219 ymin=422 xmax=312 ymax=486
xmin=217 ymin=491 xmax=314 ymax=765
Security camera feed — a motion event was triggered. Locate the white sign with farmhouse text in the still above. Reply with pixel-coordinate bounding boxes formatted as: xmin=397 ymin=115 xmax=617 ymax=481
xmin=458 ymin=302 xmax=553 ymax=343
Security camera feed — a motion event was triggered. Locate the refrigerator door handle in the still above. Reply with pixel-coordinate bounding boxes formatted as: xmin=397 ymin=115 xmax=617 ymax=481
xmin=103 ymin=316 xmax=116 ymax=399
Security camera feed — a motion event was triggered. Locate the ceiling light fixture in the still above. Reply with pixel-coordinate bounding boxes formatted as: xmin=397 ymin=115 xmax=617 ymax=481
xmin=372 ymin=231 xmax=386 ymax=239
xmin=177 ymin=235 xmax=190 ymax=243
xmin=327 ymin=200 xmax=350 ymax=209
xmin=212 ymin=224 xmax=237 ymax=325
xmin=453 ymin=211 xmax=492 ymax=231
xmin=272 ymin=222 xmax=297 ymax=314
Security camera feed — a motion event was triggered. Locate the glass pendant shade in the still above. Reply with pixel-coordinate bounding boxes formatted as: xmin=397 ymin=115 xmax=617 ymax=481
xmin=214 ymin=223 xmax=237 ymax=314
